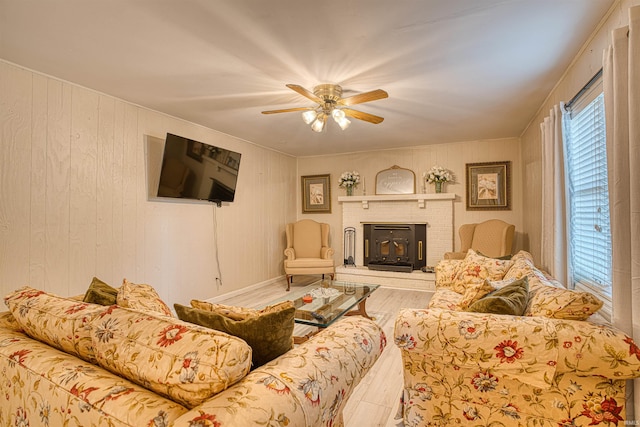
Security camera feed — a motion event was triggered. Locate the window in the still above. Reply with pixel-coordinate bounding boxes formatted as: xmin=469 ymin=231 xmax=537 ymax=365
xmin=564 ymin=81 xmax=612 ymax=315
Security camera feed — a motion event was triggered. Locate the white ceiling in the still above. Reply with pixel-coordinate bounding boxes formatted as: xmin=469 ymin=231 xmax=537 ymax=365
xmin=0 ymin=0 xmax=614 ymax=157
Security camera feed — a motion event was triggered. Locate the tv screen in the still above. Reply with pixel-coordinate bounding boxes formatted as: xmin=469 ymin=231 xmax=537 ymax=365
xmin=157 ymin=133 xmax=241 ymax=205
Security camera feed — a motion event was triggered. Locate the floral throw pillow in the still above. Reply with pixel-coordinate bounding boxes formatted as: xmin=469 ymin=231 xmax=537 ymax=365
xmin=452 ymin=249 xmax=514 ymax=294
xmin=4 ymin=286 xmax=108 ymax=363
xmin=526 ymin=286 xmax=603 ymax=320
xmin=116 ymin=279 xmax=173 ymax=317
xmin=90 ymin=306 xmax=252 ymax=409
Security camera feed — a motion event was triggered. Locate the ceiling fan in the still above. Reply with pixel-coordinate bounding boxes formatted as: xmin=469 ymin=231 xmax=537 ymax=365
xmin=262 ymin=84 xmax=388 ymax=132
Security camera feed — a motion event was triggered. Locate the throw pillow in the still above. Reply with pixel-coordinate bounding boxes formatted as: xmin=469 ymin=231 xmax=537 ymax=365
xmin=89 ymin=306 xmax=251 ymax=409
xmin=174 ymin=301 xmax=295 ymax=368
xmin=4 ymin=286 xmax=109 ymax=363
xmin=116 ymin=279 xmax=173 ymax=317
xmin=83 ymin=277 xmax=118 ymax=306
xmin=526 ymin=285 xmax=603 ymax=320
xmin=457 ymin=280 xmax=496 ymax=309
xmin=466 ymin=277 xmax=529 ymax=316
xmin=452 ymin=249 xmax=514 ymax=293
xmin=190 ymin=300 xmax=256 ymax=321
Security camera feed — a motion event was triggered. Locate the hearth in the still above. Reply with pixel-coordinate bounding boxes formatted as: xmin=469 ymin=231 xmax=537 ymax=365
xmin=363 ymin=223 xmax=426 ymax=272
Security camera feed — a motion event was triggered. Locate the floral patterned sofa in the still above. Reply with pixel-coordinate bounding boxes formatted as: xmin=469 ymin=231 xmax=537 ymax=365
xmin=0 ymin=285 xmax=386 ymax=427
xmin=394 ymin=250 xmax=640 ymax=426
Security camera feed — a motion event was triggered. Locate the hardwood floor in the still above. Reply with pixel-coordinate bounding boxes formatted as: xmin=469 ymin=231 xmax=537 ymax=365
xmin=212 ymin=275 xmax=433 ymax=427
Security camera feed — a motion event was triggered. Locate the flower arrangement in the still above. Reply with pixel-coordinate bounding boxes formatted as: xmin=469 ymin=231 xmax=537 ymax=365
xmin=338 ymin=171 xmax=360 ymax=195
xmin=423 ymin=165 xmax=454 ymax=184
xmin=338 ymin=171 xmax=361 ymax=188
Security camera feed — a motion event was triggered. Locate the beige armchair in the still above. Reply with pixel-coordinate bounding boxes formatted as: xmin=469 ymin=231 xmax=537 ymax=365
xmin=444 ymin=219 xmax=515 ymax=260
xmin=157 ymin=158 xmax=191 ymax=198
xmin=284 ymin=219 xmax=335 ymax=291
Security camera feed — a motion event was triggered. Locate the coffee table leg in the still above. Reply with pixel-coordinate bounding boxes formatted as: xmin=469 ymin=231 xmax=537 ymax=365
xmin=345 ymin=297 xmax=375 ymax=320
xmin=293 ymin=329 xmax=321 ymax=344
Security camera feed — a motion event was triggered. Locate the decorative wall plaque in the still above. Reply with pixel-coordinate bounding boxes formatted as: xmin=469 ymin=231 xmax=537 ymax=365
xmin=375 ymin=165 xmax=416 ymax=195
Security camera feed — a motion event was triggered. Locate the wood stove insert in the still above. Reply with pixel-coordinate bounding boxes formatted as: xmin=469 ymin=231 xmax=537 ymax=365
xmin=363 ymin=223 xmax=426 ymax=272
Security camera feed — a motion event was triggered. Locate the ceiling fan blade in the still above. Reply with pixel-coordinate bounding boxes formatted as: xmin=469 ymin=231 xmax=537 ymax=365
xmin=262 ymin=107 xmax=314 ymax=114
xmin=286 ymin=84 xmax=323 ymax=103
xmin=342 ymin=108 xmax=385 ymax=124
xmin=338 ymin=89 xmax=388 ymax=106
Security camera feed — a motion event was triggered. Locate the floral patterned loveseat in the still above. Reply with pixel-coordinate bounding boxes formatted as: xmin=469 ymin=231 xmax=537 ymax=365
xmin=394 ymin=250 xmax=640 ymax=426
xmin=0 ymin=285 xmax=386 ymax=427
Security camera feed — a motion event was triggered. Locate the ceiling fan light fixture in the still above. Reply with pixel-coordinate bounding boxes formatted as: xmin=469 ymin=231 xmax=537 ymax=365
xmin=262 ymin=83 xmax=387 ymax=131
xmin=302 ymin=110 xmax=317 ymax=124
xmin=336 ymin=116 xmax=351 ymax=130
xmin=311 ymin=114 xmax=326 ymax=132
xmin=331 ymin=108 xmax=346 ymax=120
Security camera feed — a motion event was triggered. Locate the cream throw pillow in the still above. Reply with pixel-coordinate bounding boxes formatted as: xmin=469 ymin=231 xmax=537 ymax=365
xmin=452 ymin=249 xmax=514 ymax=294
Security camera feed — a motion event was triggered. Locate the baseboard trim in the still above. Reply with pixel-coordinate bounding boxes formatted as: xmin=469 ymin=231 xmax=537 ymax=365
xmin=204 ymin=275 xmax=286 ymax=303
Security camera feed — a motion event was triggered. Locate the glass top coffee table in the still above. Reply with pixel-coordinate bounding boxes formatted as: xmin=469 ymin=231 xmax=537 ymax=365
xmin=265 ymin=279 xmax=379 ymax=343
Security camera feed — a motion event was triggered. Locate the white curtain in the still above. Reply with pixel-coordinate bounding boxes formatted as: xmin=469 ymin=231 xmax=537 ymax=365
xmin=540 ymin=104 xmax=570 ymax=286
xmin=603 ymin=5 xmax=640 ymax=418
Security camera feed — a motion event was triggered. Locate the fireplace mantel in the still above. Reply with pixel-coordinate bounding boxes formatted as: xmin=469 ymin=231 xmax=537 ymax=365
xmin=338 ymin=193 xmax=455 ymax=209
xmin=337 ymin=192 xmax=455 ymax=291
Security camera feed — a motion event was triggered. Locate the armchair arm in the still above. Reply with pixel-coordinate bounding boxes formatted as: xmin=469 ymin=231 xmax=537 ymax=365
xmin=284 ymin=247 xmax=295 ymax=261
xmin=173 ymin=316 xmax=386 ymax=427
xmin=320 ymin=246 xmax=335 ymax=259
xmin=443 ymin=251 xmax=465 ymax=260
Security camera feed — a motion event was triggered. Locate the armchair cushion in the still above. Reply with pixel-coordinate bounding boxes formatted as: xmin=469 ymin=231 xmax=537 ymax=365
xmin=466 ymin=277 xmax=529 ymax=316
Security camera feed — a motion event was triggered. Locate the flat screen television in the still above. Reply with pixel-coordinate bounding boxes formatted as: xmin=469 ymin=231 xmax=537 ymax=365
xmin=156 ymin=133 xmax=241 ymax=206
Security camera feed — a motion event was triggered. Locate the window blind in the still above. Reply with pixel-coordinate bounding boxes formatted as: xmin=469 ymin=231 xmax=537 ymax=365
xmin=564 ymin=91 xmax=612 ymax=301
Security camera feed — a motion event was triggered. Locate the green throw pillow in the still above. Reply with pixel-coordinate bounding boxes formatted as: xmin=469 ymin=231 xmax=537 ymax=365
xmin=82 ymin=277 xmax=118 ymax=306
xmin=465 ymin=277 xmax=529 ymax=316
xmin=476 ymin=250 xmax=513 ymax=260
xmin=174 ymin=302 xmax=295 ymax=368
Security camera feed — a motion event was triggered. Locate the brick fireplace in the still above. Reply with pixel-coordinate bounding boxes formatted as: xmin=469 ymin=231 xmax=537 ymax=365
xmin=336 ymin=193 xmax=455 ymax=290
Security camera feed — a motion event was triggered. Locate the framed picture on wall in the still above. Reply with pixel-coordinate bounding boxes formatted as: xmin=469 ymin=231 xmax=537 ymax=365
xmin=466 ymin=161 xmax=511 ymax=210
xmin=302 ymin=174 xmax=331 ymax=213
xmin=186 ymin=140 xmax=204 ymax=162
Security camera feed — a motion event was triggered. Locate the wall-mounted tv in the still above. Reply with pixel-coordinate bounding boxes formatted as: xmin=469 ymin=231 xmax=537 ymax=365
xmin=156 ymin=133 xmax=241 ymax=206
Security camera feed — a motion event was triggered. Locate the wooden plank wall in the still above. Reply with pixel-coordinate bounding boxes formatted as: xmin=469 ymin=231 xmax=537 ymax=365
xmin=0 ymin=60 xmax=297 ymax=305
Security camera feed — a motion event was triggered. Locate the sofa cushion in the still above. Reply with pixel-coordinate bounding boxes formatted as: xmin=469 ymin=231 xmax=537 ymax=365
xmin=4 ymin=286 xmax=109 ymax=363
xmin=427 ymin=289 xmax=464 ymax=310
xmin=83 ymin=276 xmax=118 ymax=306
xmin=466 ymin=277 xmax=529 ymax=316
xmin=90 ymin=306 xmax=252 ymax=409
xmin=0 ymin=326 xmax=189 ymax=426
xmin=116 ymin=279 xmax=173 ymax=317
xmin=452 ymin=249 xmax=514 ymax=293
xmin=457 ymin=280 xmax=496 ymax=309
xmin=175 ymin=301 xmax=295 ymax=368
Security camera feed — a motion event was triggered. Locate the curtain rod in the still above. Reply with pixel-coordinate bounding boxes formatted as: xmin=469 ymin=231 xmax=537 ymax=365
xmin=565 ymin=68 xmax=603 ymax=110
